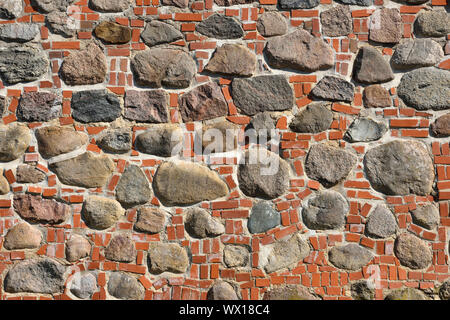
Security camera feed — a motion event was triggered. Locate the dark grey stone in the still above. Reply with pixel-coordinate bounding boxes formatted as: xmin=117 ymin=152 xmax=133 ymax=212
xmin=141 ymin=20 xmax=183 ymax=47
xmin=248 ymin=201 xmax=280 ymax=234
xmin=279 ymin=0 xmax=319 ymax=9
xmin=98 ymin=129 xmax=132 ymax=154
xmin=344 ymin=117 xmax=387 ymax=142
xmin=352 ymin=46 xmax=394 ymax=84
xmin=17 ymin=92 xmax=61 ymax=122
xmin=310 ymin=75 xmax=354 ymax=102
xmin=115 ymin=164 xmax=152 ymax=208
xmin=196 ymin=14 xmax=243 ymax=39
xmin=337 ymin=0 xmax=372 ymax=5
xmin=328 ymin=244 xmax=373 ymax=270
xmin=185 ymin=207 xmax=225 ymax=239
xmin=71 ymin=90 xmax=121 ymax=123
xmin=0 ymin=46 xmax=48 ymax=84
xmin=290 ymin=102 xmax=333 ymax=134
xmin=302 ymin=190 xmax=348 ymax=230
xmin=439 ymin=279 xmax=450 ymax=300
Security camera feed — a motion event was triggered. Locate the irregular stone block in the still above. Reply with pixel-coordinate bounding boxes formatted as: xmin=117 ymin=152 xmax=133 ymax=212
xmin=279 ymin=0 xmax=319 ymax=9
xmin=71 ymin=90 xmax=121 ymax=123
xmin=14 ymin=194 xmax=70 ymax=224
xmin=352 ymin=46 xmax=394 ymax=84
xmin=0 ymin=0 xmax=23 ymax=19
xmin=16 ymin=165 xmax=46 ymax=183
xmin=89 ymin=0 xmax=131 ymax=12
xmin=223 ymin=245 xmax=249 ymax=268
xmin=3 ymin=222 xmax=42 ymax=250
xmin=391 ymin=39 xmax=444 ymax=69
xmin=107 ymin=272 xmax=145 ymax=300
xmin=411 ymin=204 xmax=440 ymax=230
xmin=207 ymin=281 xmax=238 ymax=300
xmin=310 ymin=75 xmax=354 ymax=102
xmin=365 ymin=205 xmax=397 ymax=238
xmin=0 ymin=46 xmax=48 ymax=84
xmin=263 ymin=285 xmax=319 ymax=300
xmin=35 ymin=126 xmax=88 ymax=159
xmin=204 ymin=44 xmax=256 ymax=76
xmin=184 ymin=207 xmax=225 ymax=239
xmin=369 ymin=8 xmax=402 ymax=44
xmin=320 ymin=5 xmax=352 ymax=37
xmin=363 ymin=84 xmax=391 ymax=108
xmin=289 ymin=102 xmax=333 ymax=134
xmin=248 ymin=201 xmax=280 ymax=234
xmin=98 ymin=128 xmax=132 ymax=154
xmin=66 ymin=234 xmax=92 ymax=262
xmin=105 ymin=234 xmax=136 ymax=262
xmin=17 ymin=92 xmax=61 ymax=122
xmin=140 ymin=20 xmax=183 ymax=47
xmin=414 ymin=10 xmax=450 ymax=37
xmin=134 ymin=207 xmax=166 ymax=234
xmin=31 ymin=0 xmax=75 ymax=12
xmin=70 ymin=273 xmax=97 ymax=299
xmin=94 ymin=21 xmax=131 ymax=44
xmin=344 ymin=117 xmax=387 ymax=142
xmin=0 ymin=23 xmax=39 ymax=42
xmin=385 ymin=288 xmax=429 ymax=300
xmin=431 ymin=113 xmax=450 ymax=138
xmin=134 ymin=124 xmax=183 ymax=157
xmin=46 ymin=11 xmax=77 ymax=37
xmin=256 ymin=12 xmax=287 ymax=37
xmin=0 ymin=123 xmax=31 ymax=162
xmin=115 ymin=164 xmax=152 ymax=208
xmin=196 ymin=14 xmax=244 ymax=39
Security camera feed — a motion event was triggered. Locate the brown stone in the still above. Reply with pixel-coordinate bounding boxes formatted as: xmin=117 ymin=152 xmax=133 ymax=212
xmin=0 ymin=123 xmax=31 ymax=162
xmin=0 ymin=173 xmax=8 ymax=195
xmin=134 ymin=207 xmax=166 ymax=234
xmin=17 ymin=91 xmax=61 ymax=122
xmin=207 ymin=281 xmax=239 ymax=300
xmin=431 ymin=113 xmax=450 ymax=138
xmin=82 ymin=196 xmax=125 ymax=230
xmin=3 ymin=222 xmax=42 ymax=250
xmin=256 ymin=12 xmax=287 ymax=37
xmin=16 ymin=165 xmax=46 ymax=183
xmin=105 ymin=234 xmax=136 ymax=262
xmin=94 ymin=21 xmax=131 ymax=44
xmin=65 ymin=234 xmax=91 ymax=262
xmin=199 ymin=120 xmax=240 ymax=152
xmin=124 ymin=90 xmax=169 ymax=123
xmin=35 ymin=126 xmax=88 ymax=159
xmin=204 ymin=44 xmax=256 ymax=77
xmin=263 ymin=285 xmax=320 ymax=300
xmin=147 ymin=242 xmax=190 ymax=274
xmin=369 ymin=8 xmax=402 ymax=44
xmin=363 ymin=85 xmax=391 ymax=108
xmin=13 ymin=194 xmax=70 ymax=224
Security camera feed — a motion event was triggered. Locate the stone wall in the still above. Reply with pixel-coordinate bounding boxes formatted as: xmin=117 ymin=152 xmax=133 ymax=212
xmin=0 ymin=0 xmax=448 ymax=301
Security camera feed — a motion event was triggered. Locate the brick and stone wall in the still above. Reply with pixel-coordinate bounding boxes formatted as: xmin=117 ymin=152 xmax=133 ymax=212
xmin=0 ymin=0 xmax=449 ymax=301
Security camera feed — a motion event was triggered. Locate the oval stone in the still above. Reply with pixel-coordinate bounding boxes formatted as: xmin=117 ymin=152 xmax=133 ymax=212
xmin=394 ymin=233 xmax=433 ymax=269
xmin=82 ymin=196 xmax=125 ymax=230
xmin=328 ymin=244 xmax=373 ymax=270
xmin=0 ymin=123 xmax=31 ymax=162
xmin=107 ymin=272 xmax=145 ymax=300
xmin=35 ymin=126 xmax=88 ymax=159
xmin=3 ymin=222 xmax=42 ymax=250
xmin=147 ymin=242 xmax=190 ymax=274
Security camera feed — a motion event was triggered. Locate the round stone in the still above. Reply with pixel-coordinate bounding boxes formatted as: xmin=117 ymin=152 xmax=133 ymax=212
xmin=263 ymin=285 xmax=320 ymax=300
xmin=107 ymin=272 xmax=145 ymax=300
xmin=414 ymin=10 xmax=450 ymax=37
xmin=207 ymin=281 xmax=238 ymax=300
xmin=0 ymin=123 xmax=31 ymax=162
xmin=365 ymin=205 xmax=397 ymax=238
xmin=328 ymin=243 xmax=373 ymax=270
xmin=147 ymin=242 xmax=190 ymax=274
xmin=431 ymin=113 xmax=450 ymax=138
xmin=223 ymin=245 xmax=249 ymax=268
xmin=385 ymin=288 xmax=429 ymax=300
xmin=98 ymin=128 xmax=132 ymax=154
xmin=394 ymin=233 xmax=433 ymax=269
xmin=248 ymin=201 xmax=280 ymax=234
xmin=35 ymin=126 xmax=88 ymax=159
xmin=134 ymin=124 xmax=183 ymax=158
xmin=82 ymin=196 xmax=125 ymax=230
xmin=391 ymin=39 xmax=444 ymax=69
xmin=185 ymin=207 xmax=225 ymax=239
xmin=94 ymin=21 xmax=131 ymax=44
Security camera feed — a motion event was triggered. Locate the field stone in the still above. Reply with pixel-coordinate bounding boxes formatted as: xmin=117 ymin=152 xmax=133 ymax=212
xmin=196 ymin=14 xmax=243 ymax=39
xmin=107 ymin=272 xmax=145 ymax=300
xmin=351 ymin=281 xmax=375 ymax=300
xmin=124 ymin=90 xmax=169 ymax=123
xmin=65 ymin=234 xmax=91 ymax=262
xmin=305 ymin=144 xmax=357 ymax=187
xmin=0 ymin=173 xmax=9 ymax=194
xmin=105 ymin=234 xmax=136 ymax=262
xmin=0 ymin=0 xmax=23 ymax=19
xmin=263 ymin=233 xmax=311 ymax=273
xmin=140 ymin=20 xmax=183 ymax=47
xmin=3 ymin=222 xmax=42 ymax=250
xmin=82 ymin=196 xmax=125 ymax=230
xmin=369 ymin=8 xmax=402 ymax=44
xmin=147 ymin=242 xmax=190 ymax=274
xmin=328 ymin=243 xmax=373 ymax=270
xmin=134 ymin=207 xmax=166 ymax=234
xmin=231 ymin=75 xmax=294 ymax=116
xmin=200 ymin=120 xmax=240 ymax=153
xmin=205 ymin=44 xmax=256 ymax=77
xmin=60 ymin=44 xmax=107 ymax=86
xmin=0 ymin=23 xmax=39 ymax=42
xmin=344 ymin=118 xmax=387 ymax=142
xmin=4 ymin=258 xmax=66 ymax=294
xmin=248 ymin=201 xmax=280 ymax=234
xmin=14 ymin=194 xmax=70 ymax=224
xmin=352 ymin=46 xmax=394 ymax=84
xmin=310 ymin=75 xmax=354 ymax=102
xmin=365 ymin=205 xmax=396 ymax=238
xmin=410 ymin=204 xmax=440 ymax=230
xmin=439 ymin=279 xmax=450 ymax=300
xmin=94 ymin=21 xmax=131 ymax=44
xmin=185 ymin=207 xmax=225 ymax=239
xmin=16 ymin=165 xmax=46 ymax=183
xmin=263 ymin=285 xmax=319 ymax=300
xmin=392 ymin=39 xmax=444 ymax=69
xmin=70 ymin=273 xmax=97 ymax=299
xmin=320 ymin=5 xmax=352 ymax=37
xmin=214 ymin=0 xmax=252 ymax=5
xmin=153 ymin=161 xmax=229 ymax=206
xmin=256 ymin=12 xmax=287 ymax=37
xmin=302 ymin=190 xmax=349 ymax=230
xmin=397 ymin=67 xmax=450 ymax=111
xmin=46 ymin=11 xmax=78 ymax=37
xmin=17 ymin=91 xmax=61 ymax=122
xmin=50 ymin=152 xmax=115 ymax=188
xmin=414 ymin=10 xmax=450 ymax=37
xmin=246 ymin=112 xmax=276 ymax=138
xmin=237 ymin=148 xmax=290 ymax=200
xmin=0 ymin=123 xmax=31 ymax=162
xmin=290 ymin=102 xmax=333 ymax=134
xmin=207 ymin=281 xmax=238 ymax=300
xmin=338 ymin=0 xmax=372 ymax=5
xmin=364 ymin=140 xmax=435 ymax=196
xmin=0 ymin=46 xmax=48 ymax=84
xmin=265 ymin=29 xmax=334 ymax=72
xmin=385 ymin=288 xmax=429 ymax=300
xmin=278 ymin=0 xmax=319 ymax=9
xmin=31 ymin=0 xmax=75 ymax=12
xmin=71 ymin=90 xmax=121 ymax=123
xmin=115 ymin=164 xmax=152 ymax=208
xmin=431 ymin=113 xmax=450 ymax=138
xmin=223 ymin=245 xmax=249 ymax=267
xmin=89 ymin=0 xmax=132 ymax=12
xmin=394 ymin=233 xmax=432 ymax=269
xmin=363 ymin=85 xmax=391 ymax=108
xmin=135 ymin=125 xmax=183 ymax=157
xmin=98 ymin=128 xmax=132 ymax=154
xmin=161 ymin=0 xmax=189 ymax=7
xmin=35 ymin=126 xmax=88 ymax=158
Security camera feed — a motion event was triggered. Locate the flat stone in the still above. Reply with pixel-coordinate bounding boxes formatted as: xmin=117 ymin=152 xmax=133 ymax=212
xmin=363 ymin=85 xmax=391 ymax=108
xmin=50 ymin=152 xmax=115 ymax=188
xmin=207 ymin=281 xmax=238 ymax=300
xmin=98 ymin=128 xmax=132 ymax=154
xmin=290 ymin=102 xmax=333 ymax=134
xmin=305 ymin=144 xmax=356 ymax=187
xmin=147 ymin=242 xmax=189 ymax=274
xmin=394 ymin=233 xmax=432 ymax=269
xmin=17 ymin=92 xmax=61 ymax=122
xmin=205 ymin=44 xmax=256 ymax=76
xmin=310 ymin=76 xmax=354 ymax=102
xmin=4 ymin=258 xmax=66 ymax=294
xmin=344 ymin=117 xmax=387 ymax=142
xmin=397 ymin=67 xmax=450 ymax=111
xmin=439 ymin=279 xmax=450 ymax=300
xmin=46 ymin=11 xmax=77 ymax=37
xmin=414 ymin=10 xmax=450 ymax=37
xmin=385 ymin=288 xmax=429 ymax=300
xmin=16 ymin=165 xmax=46 ymax=183
xmin=0 ymin=46 xmax=48 ymax=84
xmin=263 ymin=285 xmax=319 ymax=300
xmin=224 ymin=245 xmax=249 ymax=267
xmin=105 ymin=234 xmax=136 ymax=262
xmin=70 ymin=273 xmax=97 ymax=299
xmin=0 ymin=0 xmax=23 ymax=19
xmin=196 ymin=14 xmax=243 ymax=39
xmin=178 ymin=82 xmax=228 ymax=122
xmin=124 ymin=90 xmax=169 ymax=123
xmin=0 ymin=23 xmax=39 ymax=42
xmin=353 ymin=46 xmax=394 ymax=84
xmin=153 ymin=161 xmax=229 ymax=206
xmin=279 ymin=0 xmax=319 ymax=9
xmin=115 ymin=164 xmax=152 ymax=208
xmin=302 ymin=190 xmax=348 ymax=230
xmin=134 ymin=207 xmax=166 ymax=234
xmin=392 ymin=39 xmax=444 ymax=69
xmin=231 ymin=75 xmax=293 ymax=116
xmin=161 ymin=0 xmax=188 ymax=7
xmin=35 ymin=126 xmax=88 ymax=159
xmin=95 ymin=21 xmax=131 ymax=44
xmin=265 ymin=29 xmax=334 ymax=72
xmin=0 ymin=123 xmax=31 ymax=162
xmin=66 ymin=234 xmax=91 ymax=262
xmin=248 ymin=201 xmax=280 ymax=234
xmin=107 ymin=272 xmax=145 ymax=300
xmin=31 ymin=0 xmax=75 ymax=12
xmin=329 ymin=244 xmax=373 ymax=270
xmin=263 ymin=233 xmax=311 ymax=273
xmin=411 ymin=204 xmax=440 ymax=230
xmin=199 ymin=120 xmax=240 ymax=153
xmin=237 ymin=148 xmax=290 ymax=200
xmin=60 ymin=44 xmax=107 ymax=86
xmin=364 ymin=140 xmax=435 ymax=196
xmin=369 ymin=8 xmax=402 ymax=44
xmin=320 ymin=5 xmax=352 ymax=37
xmin=351 ymin=281 xmax=375 ymax=300
xmin=134 ymin=124 xmax=183 ymax=157
xmin=338 ymin=0 xmax=372 ymax=5
xmin=3 ymin=222 xmax=42 ymax=250
xmin=366 ymin=205 xmax=396 ymax=238
xmin=185 ymin=207 xmax=225 ymax=239
xmin=14 ymin=194 xmax=70 ymax=224
xmin=71 ymin=89 xmax=121 ymax=123
xmin=89 ymin=0 xmax=131 ymax=12
xmin=431 ymin=113 xmax=450 ymax=137
xmin=131 ymin=48 xmax=196 ymax=88
xmin=82 ymin=196 xmax=125 ymax=230
xmin=256 ymin=12 xmax=287 ymax=37
xmin=141 ymin=20 xmax=183 ymax=47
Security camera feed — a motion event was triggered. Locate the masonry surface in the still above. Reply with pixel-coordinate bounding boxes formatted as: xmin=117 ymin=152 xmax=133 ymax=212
xmin=0 ymin=0 xmax=448 ymax=301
